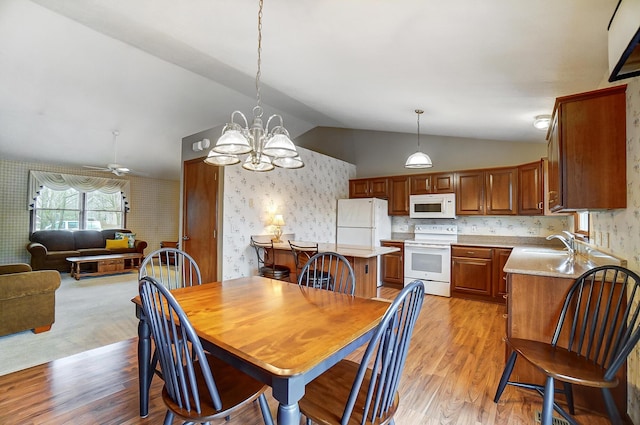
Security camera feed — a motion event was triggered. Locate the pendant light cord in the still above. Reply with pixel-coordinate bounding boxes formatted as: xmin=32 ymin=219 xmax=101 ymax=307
xmin=255 ymin=0 xmax=263 ymax=117
xmin=415 ymin=109 xmax=424 ymax=150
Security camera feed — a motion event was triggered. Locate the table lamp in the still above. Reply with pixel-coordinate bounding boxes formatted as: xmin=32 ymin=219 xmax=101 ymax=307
xmin=271 ymin=214 xmax=285 ymax=243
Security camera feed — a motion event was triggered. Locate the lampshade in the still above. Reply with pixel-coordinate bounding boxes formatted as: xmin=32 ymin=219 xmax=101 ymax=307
xmin=262 ymin=133 xmax=298 ymax=158
xmin=242 ymin=153 xmax=274 ymax=172
xmin=272 ymin=214 xmax=285 ymax=226
xmin=204 ymin=150 xmax=241 ymax=166
xmin=272 ymin=155 xmax=304 ymax=169
xmin=214 ymin=128 xmax=252 ymax=154
xmin=405 ymin=109 xmax=433 ymax=169
xmin=405 ymin=151 xmax=433 ymax=168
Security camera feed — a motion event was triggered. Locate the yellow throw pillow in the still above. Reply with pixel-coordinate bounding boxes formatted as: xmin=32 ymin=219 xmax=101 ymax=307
xmin=105 ymin=238 xmax=129 ymax=249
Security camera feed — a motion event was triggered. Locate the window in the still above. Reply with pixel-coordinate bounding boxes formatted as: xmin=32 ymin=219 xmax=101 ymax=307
xmin=28 ymin=170 xmax=130 ymax=233
xmin=33 ymin=187 xmax=126 ymax=232
xmin=574 ymin=211 xmax=589 ymax=237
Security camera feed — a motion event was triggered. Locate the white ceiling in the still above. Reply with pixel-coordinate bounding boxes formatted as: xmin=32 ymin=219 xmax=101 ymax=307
xmin=0 ymin=0 xmax=619 ymax=179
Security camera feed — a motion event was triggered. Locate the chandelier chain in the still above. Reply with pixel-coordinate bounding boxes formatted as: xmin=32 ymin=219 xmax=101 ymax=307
xmin=255 ymin=0 xmax=263 ymax=113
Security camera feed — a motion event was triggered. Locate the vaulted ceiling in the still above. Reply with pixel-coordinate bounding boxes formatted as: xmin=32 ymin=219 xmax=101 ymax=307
xmin=0 ymin=0 xmax=618 ymax=179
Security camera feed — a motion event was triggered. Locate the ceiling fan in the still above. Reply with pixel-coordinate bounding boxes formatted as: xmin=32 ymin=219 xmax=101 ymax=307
xmin=83 ymin=131 xmax=135 ymax=176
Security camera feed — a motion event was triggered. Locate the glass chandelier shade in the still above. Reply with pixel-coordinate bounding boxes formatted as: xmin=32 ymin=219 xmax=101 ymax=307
xmin=405 ymin=109 xmax=433 ymax=169
xmin=205 ymin=0 xmax=304 ymax=171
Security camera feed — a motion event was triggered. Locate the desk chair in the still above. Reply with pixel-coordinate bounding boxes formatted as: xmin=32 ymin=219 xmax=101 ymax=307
xmin=250 ymin=237 xmax=291 ymax=281
xmin=299 ymin=279 xmax=425 ymax=425
xmin=494 ymin=265 xmax=640 ymax=425
xmin=139 ymin=276 xmax=274 ymax=425
xmin=298 ymin=251 xmax=356 ymax=296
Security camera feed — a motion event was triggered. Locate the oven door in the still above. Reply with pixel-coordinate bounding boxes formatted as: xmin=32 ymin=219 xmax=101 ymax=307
xmin=404 ymin=242 xmax=451 ymax=283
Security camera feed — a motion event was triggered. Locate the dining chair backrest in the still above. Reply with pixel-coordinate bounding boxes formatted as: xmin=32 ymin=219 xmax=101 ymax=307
xmin=551 ymin=265 xmax=640 ymax=381
xmin=139 ymin=247 xmax=202 ymax=290
xmin=341 ymin=279 xmax=425 ymax=423
xmin=298 ymin=251 xmax=356 ymax=295
xmin=289 ymin=241 xmax=319 ymax=276
xmin=138 ymin=276 xmax=222 ymax=415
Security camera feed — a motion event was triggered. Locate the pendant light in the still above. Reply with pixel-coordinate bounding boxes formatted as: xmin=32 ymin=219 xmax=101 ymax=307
xmin=404 ymin=109 xmax=433 ymax=169
xmin=205 ymin=0 xmax=303 ymax=171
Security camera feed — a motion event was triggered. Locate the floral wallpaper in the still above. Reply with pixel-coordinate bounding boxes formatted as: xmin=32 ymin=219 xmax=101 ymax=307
xmin=220 ymin=146 xmax=356 ymax=279
xmin=591 ymin=76 xmax=640 ymax=424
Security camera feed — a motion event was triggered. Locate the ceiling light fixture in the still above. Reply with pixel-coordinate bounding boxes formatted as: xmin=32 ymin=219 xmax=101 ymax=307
xmin=205 ymin=0 xmax=303 ymax=172
xmin=405 ymin=109 xmax=433 ymax=169
xmin=533 ymin=114 xmax=551 ymax=130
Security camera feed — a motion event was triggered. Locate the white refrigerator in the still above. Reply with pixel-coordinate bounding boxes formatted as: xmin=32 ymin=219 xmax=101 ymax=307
xmin=336 ymin=198 xmax=392 ymax=287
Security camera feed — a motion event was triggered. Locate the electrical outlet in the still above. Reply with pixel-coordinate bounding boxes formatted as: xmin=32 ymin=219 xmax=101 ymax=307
xmin=471 ymin=225 xmax=478 ymax=233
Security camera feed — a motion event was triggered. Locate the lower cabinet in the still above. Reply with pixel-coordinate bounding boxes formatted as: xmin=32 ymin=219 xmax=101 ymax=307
xmin=451 ymin=245 xmax=512 ymax=303
xmin=381 ymin=241 xmax=404 ymax=288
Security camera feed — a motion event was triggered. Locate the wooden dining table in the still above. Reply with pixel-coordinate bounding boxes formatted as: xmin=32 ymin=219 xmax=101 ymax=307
xmin=132 ymin=275 xmax=390 ymax=425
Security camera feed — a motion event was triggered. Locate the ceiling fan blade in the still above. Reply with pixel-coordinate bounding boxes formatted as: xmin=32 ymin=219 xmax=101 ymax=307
xmin=83 ymin=165 xmax=111 ymax=171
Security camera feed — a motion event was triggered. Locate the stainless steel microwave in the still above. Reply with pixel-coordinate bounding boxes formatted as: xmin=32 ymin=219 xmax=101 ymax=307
xmin=409 ymin=193 xmax=456 ymax=219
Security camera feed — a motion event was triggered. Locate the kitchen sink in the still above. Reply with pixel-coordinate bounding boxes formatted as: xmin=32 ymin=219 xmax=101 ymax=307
xmin=521 ymin=247 xmax=571 ymax=256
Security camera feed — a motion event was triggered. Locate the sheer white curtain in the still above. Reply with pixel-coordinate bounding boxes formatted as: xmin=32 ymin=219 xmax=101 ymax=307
xmin=28 ymin=170 xmax=130 ymax=211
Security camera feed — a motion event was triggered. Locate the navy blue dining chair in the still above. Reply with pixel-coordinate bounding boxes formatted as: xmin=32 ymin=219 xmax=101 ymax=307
xmin=297 ymin=251 xmax=356 ymax=296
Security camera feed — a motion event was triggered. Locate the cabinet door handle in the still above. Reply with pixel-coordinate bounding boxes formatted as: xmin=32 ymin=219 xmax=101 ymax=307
xmin=467 ymin=251 xmax=475 ymax=255
xmin=538 ymin=202 xmax=543 ymax=210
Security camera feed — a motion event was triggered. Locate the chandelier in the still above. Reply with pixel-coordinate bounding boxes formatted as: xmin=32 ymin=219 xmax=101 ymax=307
xmin=205 ymin=0 xmax=303 ymax=172
xmin=404 ymin=109 xmax=433 ymax=169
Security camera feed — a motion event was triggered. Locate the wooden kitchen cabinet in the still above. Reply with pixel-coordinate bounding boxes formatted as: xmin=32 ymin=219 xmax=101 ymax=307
xmin=388 ymin=176 xmax=410 ymax=215
xmin=349 ymin=177 xmax=389 ymax=199
xmin=492 ymin=248 xmax=512 ymax=299
xmin=518 ymin=160 xmax=543 ymax=215
xmin=485 ymin=167 xmax=517 ymax=215
xmin=456 ymin=171 xmax=485 ymax=215
xmin=547 ymin=85 xmax=627 ymax=212
xmin=381 ymin=241 xmax=404 ymax=288
xmin=451 ymin=245 xmax=511 ymax=303
xmin=456 ymin=167 xmax=516 ymax=216
xmin=451 ymin=245 xmax=493 ymax=298
xmin=410 ymin=172 xmax=455 ymax=194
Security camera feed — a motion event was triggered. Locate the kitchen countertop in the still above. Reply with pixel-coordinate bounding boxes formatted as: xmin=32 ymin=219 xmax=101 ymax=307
xmin=272 ymin=241 xmax=399 ymax=258
xmin=504 ymin=245 xmax=626 ymax=279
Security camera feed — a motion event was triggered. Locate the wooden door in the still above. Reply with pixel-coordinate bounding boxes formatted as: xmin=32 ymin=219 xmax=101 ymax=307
xmin=368 ymin=177 xmax=389 ymax=199
xmin=431 ymin=172 xmax=455 ymax=193
xmin=183 ymin=158 xmax=218 ymax=282
xmin=381 ymin=241 xmax=404 ymax=287
xmin=349 ymin=179 xmax=370 ymax=198
xmin=409 ymin=173 xmax=432 ymax=195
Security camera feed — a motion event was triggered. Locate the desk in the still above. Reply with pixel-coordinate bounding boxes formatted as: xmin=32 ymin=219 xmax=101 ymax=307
xmin=133 ymin=276 xmax=389 ymax=424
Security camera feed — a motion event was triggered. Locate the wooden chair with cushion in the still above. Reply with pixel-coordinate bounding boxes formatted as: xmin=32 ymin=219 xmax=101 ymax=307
xmin=298 ymin=251 xmax=356 ymax=296
xmin=139 ymin=247 xmax=201 ymax=290
xmin=250 ymin=237 xmax=291 ymax=281
xmin=138 ymin=276 xmax=274 ymax=425
xmin=493 ymin=265 xmax=640 ymax=425
xmin=299 ymin=279 xmax=425 ymax=425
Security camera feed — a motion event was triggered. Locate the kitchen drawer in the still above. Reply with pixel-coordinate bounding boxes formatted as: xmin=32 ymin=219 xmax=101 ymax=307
xmin=451 ymin=246 xmax=492 ymax=259
xmin=98 ymin=259 xmax=125 ymax=272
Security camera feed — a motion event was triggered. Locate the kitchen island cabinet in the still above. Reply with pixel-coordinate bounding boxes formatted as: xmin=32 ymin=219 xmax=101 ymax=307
xmin=503 ymin=246 xmax=627 ymax=418
xmin=380 ymin=241 xmax=404 ymax=288
xmin=271 ymin=242 xmax=399 ymax=299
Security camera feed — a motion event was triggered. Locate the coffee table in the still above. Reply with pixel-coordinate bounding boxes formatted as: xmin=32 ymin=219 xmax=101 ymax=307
xmin=66 ymin=253 xmax=143 ymax=280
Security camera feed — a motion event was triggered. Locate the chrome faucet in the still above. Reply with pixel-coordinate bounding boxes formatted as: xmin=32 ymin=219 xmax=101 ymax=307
xmin=546 ymin=232 xmax=575 ymax=256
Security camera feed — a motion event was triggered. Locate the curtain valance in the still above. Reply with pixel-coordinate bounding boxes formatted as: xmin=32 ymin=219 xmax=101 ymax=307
xmin=28 ymin=170 xmax=131 ymax=211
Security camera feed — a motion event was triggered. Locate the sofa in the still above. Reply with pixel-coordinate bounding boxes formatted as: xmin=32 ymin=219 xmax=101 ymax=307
xmin=27 ymin=229 xmax=147 ymax=272
xmin=0 ymin=263 xmax=61 ymax=336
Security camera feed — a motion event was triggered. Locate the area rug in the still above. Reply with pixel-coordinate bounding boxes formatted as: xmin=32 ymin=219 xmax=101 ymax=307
xmin=0 ymin=271 xmax=140 ymax=376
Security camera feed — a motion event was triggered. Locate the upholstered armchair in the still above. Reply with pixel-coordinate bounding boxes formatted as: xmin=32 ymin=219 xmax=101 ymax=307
xmin=0 ymin=263 xmax=61 ymax=336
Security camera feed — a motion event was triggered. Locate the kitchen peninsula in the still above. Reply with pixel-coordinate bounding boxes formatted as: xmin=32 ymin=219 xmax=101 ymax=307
xmin=272 ymin=242 xmax=399 ymax=298
xmin=503 ymin=245 xmax=627 ymax=417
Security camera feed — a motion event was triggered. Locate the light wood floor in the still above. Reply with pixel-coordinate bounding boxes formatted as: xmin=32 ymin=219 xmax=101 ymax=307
xmin=0 ymin=287 xmax=615 ymax=425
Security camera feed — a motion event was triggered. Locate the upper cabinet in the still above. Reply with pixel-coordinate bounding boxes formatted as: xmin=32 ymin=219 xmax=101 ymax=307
xmin=547 ymin=85 xmax=627 ymax=212
xmin=456 ymin=167 xmax=517 ymax=216
xmin=388 ymin=176 xmax=410 ymax=216
xmin=410 ymin=172 xmax=456 ymax=194
xmin=518 ymin=160 xmax=544 ymax=215
xmin=349 ymin=177 xmax=389 ymax=199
